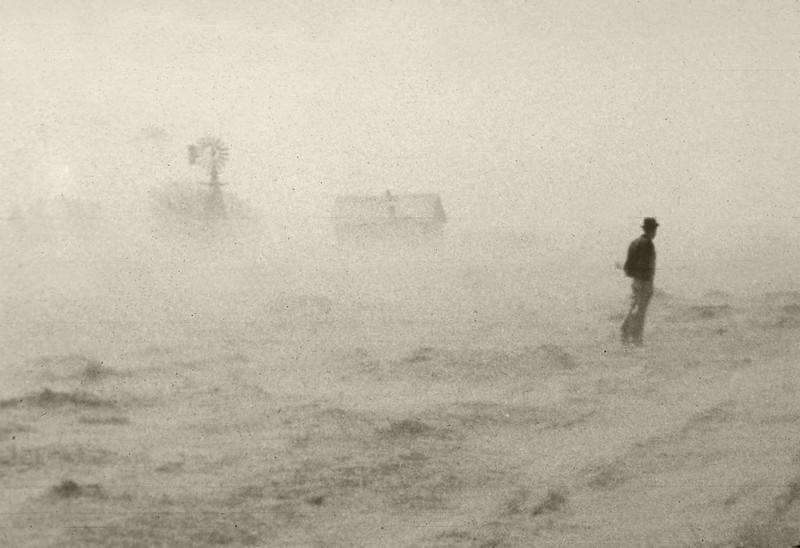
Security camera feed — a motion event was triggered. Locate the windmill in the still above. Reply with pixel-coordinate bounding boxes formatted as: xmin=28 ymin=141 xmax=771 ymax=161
xmin=188 ymin=136 xmax=230 ymax=218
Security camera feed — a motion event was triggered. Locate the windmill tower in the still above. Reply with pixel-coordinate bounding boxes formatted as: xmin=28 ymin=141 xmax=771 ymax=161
xmin=188 ymin=136 xmax=230 ymax=218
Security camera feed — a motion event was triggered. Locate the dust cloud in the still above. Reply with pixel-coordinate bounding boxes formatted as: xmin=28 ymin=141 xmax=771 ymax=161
xmin=3 ymin=2 xmax=800 ymax=547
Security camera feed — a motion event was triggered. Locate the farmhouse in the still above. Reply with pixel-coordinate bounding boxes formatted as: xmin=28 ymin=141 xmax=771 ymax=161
xmin=333 ymin=191 xmax=446 ymax=241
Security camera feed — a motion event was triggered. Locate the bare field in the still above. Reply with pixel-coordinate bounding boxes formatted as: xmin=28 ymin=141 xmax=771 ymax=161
xmin=2 ymin=228 xmax=800 ymax=547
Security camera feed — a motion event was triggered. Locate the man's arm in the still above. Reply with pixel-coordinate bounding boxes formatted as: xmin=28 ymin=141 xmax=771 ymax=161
xmin=623 ymin=239 xmax=639 ymax=277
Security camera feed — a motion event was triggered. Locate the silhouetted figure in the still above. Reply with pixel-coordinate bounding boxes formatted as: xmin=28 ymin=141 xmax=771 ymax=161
xmin=621 ymin=217 xmax=659 ymax=346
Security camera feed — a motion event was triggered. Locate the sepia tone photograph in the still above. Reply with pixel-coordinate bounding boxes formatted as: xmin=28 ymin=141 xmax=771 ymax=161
xmin=1 ymin=1 xmax=799 ymax=546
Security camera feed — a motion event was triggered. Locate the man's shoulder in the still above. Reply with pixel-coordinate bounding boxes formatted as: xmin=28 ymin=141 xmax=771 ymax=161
xmin=628 ymin=235 xmax=654 ymax=256
xmin=629 ymin=235 xmax=645 ymax=249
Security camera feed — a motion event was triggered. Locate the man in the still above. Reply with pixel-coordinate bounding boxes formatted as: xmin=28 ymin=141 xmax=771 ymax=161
xmin=621 ymin=217 xmax=658 ymax=346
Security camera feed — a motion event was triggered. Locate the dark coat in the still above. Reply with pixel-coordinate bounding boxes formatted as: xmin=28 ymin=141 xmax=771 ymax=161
xmin=624 ymin=235 xmax=656 ymax=282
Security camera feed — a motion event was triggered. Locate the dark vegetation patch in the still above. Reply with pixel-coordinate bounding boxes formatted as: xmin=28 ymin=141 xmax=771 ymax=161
xmin=0 ymin=388 xmax=117 ymax=409
xmin=0 ymin=444 xmax=116 ymax=474
xmin=305 ymin=494 xmax=325 ymax=506
xmin=79 ymin=414 xmax=130 ymax=426
xmin=504 ymin=487 xmax=532 ymax=515
xmin=41 ymin=399 xmax=487 ymax=546
xmin=726 ymin=479 xmax=800 ymax=548
xmin=530 ymin=489 xmax=568 ymax=517
xmin=773 ymin=478 xmax=800 ymax=516
xmin=281 ymin=404 xmax=375 ymax=442
xmin=53 ymin=445 xmax=116 ymax=466
xmin=263 ymin=447 xmax=469 ymax=513
xmin=229 ymin=485 xmax=263 ymax=502
xmin=55 ymin=399 xmax=482 ymax=547
xmin=722 ymin=484 xmax=756 ymax=507
xmin=398 ymin=450 xmax=427 ymax=462
xmin=774 ymin=316 xmax=800 ymax=328
xmin=234 ymin=401 xmax=482 ymax=513
xmin=782 ymin=303 xmax=800 ymax=315
xmin=756 ymin=409 xmax=800 ymax=426
xmin=378 ymin=418 xmax=448 ymax=439
xmin=487 ymin=486 xmax=569 ymax=546
xmin=775 ymin=304 xmax=800 ymax=327
xmin=155 ymin=461 xmax=185 ymax=473
xmin=586 ymin=463 xmax=629 ymax=490
xmin=758 ymin=291 xmax=800 ymax=328
xmin=680 ymin=402 xmax=738 ymax=434
xmin=0 ymin=445 xmax=46 ymax=473
xmin=689 ymin=304 xmax=732 ymax=320
xmin=433 ymin=529 xmax=476 ymax=542
xmin=384 ymin=464 xmax=463 ymax=509
xmin=27 ymin=354 xmax=115 ymax=381
xmin=442 ymin=401 xmax=592 ymax=431
xmin=478 ymin=538 xmax=512 ymax=548
xmin=402 ymin=346 xmax=440 ymax=363
xmin=343 ymin=349 xmax=383 ymax=377
xmin=391 ymin=344 xmax=579 ymax=383
xmin=0 ymin=422 xmax=32 ymax=441
xmin=584 ymin=425 xmax=729 ymax=491
xmin=762 ymin=291 xmax=800 ymax=305
xmin=663 ymin=300 xmax=737 ymax=325
xmin=727 ymin=523 xmax=798 ymax=548
xmin=626 ymin=432 xmax=726 ymax=473
xmin=63 ymin=495 xmax=266 ymax=547
xmin=283 ymin=405 xmax=378 ymax=452
xmin=50 ymin=479 xmax=105 ymax=499
xmin=525 ymin=344 xmax=579 ymax=370
xmin=79 ymin=358 xmax=114 ymax=381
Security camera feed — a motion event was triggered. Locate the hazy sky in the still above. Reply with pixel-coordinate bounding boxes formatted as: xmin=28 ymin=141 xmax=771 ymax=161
xmin=2 ymin=0 xmax=799 ymax=231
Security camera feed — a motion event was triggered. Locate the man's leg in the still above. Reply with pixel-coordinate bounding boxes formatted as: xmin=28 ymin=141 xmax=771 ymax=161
xmin=621 ymin=282 xmax=638 ymax=344
xmin=630 ymin=282 xmax=653 ymax=345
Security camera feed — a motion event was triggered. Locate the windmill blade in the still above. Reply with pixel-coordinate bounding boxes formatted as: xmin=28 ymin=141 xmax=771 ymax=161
xmin=191 ymin=136 xmax=230 ymax=172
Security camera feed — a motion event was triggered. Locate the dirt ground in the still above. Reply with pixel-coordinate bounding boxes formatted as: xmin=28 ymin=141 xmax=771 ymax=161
xmin=2 ymin=229 xmax=800 ymax=547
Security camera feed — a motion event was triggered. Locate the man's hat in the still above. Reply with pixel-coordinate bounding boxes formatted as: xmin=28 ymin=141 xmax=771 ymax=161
xmin=642 ymin=217 xmax=659 ymax=230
